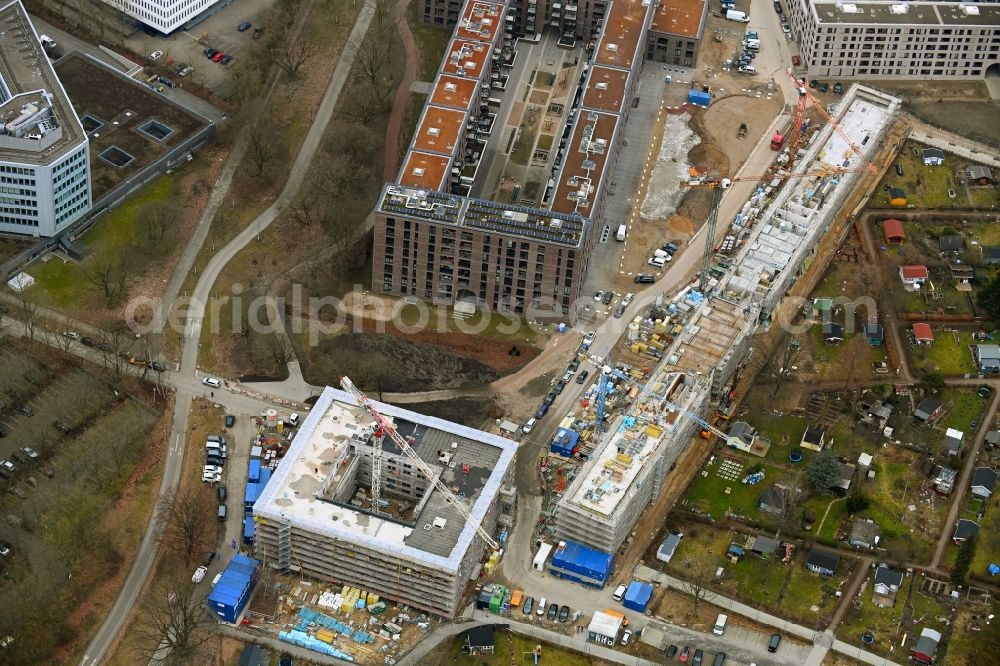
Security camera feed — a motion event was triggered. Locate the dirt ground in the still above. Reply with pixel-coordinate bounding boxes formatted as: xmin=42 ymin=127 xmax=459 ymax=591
xmin=403 ymin=396 xmax=500 ymax=428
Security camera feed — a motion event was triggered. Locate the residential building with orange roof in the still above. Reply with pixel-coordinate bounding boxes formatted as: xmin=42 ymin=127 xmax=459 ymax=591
xmin=399 ymin=153 xmax=453 ymax=191
xmin=595 ymin=0 xmax=652 ymax=71
xmin=430 ymin=75 xmax=480 ymax=111
xmin=647 ymin=0 xmax=707 ymax=66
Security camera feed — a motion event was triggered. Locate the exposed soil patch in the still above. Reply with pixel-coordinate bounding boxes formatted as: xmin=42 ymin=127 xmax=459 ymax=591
xmin=522 ymin=369 xmax=558 ymax=398
xmin=304 ymin=332 xmax=502 ymax=393
xmin=397 ymin=396 xmax=500 ymax=428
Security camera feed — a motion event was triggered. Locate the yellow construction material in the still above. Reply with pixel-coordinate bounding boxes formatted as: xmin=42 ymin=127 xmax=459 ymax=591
xmin=341 ymin=585 xmax=350 ymax=596
xmin=615 ymin=452 xmax=633 ymax=465
xmin=315 ymin=629 xmax=336 ymax=644
xmin=645 ymin=424 xmax=664 ymax=438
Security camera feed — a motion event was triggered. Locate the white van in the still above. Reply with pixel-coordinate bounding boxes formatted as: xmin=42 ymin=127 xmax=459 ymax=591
xmin=612 ymin=584 xmax=628 ymax=602
xmin=523 ymin=418 xmax=537 ymax=434
xmin=713 ymin=613 xmax=728 ymax=635
xmin=537 ymin=596 xmax=547 ymax=615
xmin=39 ymin=34 xmax=56 ymax=48
xmin=648 ymin=256 xmax=666 ymax=268
xmin=738 ymin=65 xmax=757 ymax=75
xmin=744 ymin=38 xmax=760 ymax=50
xmin=616 ymin=224 xmax=627 ymax=241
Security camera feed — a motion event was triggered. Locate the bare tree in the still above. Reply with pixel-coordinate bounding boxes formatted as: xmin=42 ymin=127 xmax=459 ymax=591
xmin=246 ymin=106 xmax=282 ymax=178
xmin=138 ymin=200 xmax=180 ymax=244
xmin=775 ymin=474 xmax=806 ymax=535
xmin=97 ymin=325 xmax=134 ymax=378
xmin=273 ymin=36 xmax=317 ymax=79
xmin=133 ymin=577 xmax=214 ymax=664
xmin=758 ymin=332 xmax=804 ymax=398
xmin=158 ymin=488 xmax=211 ymax=564
xmin=89 ymin=250 xmax=132 ymax=307
xmin=353 ymin=36 xmax=394 ymax=99
xmin=268 ymin=333 xmax=296 ymax=371
xmin=346 ymin=89 xmax=387 ymax=125
xmin=678 ymin=561 xmax=714 ymax=617
xmin=16 ymin=287 xmax=40 ymax=340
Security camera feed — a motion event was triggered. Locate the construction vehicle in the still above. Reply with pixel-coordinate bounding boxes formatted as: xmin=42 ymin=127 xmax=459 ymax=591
xmin=738 ymin=123 xmax=747 ymax=139
xmin=339 ymin=376 xmax=501 ymax=552
xmin=769 ymin=133 xmax=784 ymax=150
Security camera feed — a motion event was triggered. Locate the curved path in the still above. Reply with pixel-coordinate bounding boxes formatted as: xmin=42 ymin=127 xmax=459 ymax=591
xmin=382 ymin=0 xmax=420 ymax=181
xmin=79 ymin=4 xmax=379 ymax=665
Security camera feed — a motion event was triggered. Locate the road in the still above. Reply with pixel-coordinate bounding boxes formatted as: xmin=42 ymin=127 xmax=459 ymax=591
xmin=75 ymin=4 xmax=378 ymax=664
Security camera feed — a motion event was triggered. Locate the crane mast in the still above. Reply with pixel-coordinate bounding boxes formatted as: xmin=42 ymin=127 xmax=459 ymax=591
xmin=340 ymin=376 xmax=501 ymax=552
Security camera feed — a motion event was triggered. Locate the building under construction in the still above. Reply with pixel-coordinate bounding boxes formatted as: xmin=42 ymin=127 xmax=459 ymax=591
xmin=253 ymin=388 xmax=517 ymax=618
xmin=555 ymin=84 xmax=902 ymax=554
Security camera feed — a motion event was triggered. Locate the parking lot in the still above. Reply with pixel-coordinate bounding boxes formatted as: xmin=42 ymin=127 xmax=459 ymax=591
xmin=123 ymin=0 xmax=278 ymax=90
xmin=0 ymin=346 xmax=159 ymax=661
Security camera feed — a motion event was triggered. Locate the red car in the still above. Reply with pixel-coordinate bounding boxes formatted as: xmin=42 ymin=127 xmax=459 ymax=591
xmin=212 ymin=51 xmax=226 ymax=62
xmin=679 ymin=646 xmax=691 ymax=663
xmin=791 ymin=54 xmax=801 ymax=67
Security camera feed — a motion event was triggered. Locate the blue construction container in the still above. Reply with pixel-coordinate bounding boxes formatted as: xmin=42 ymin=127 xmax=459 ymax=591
xmin=688 ymin=89 xmax=711 ymax=107
xmin=549 ymin=540 xmax=613 ymax=588
xmin=259 ymin=466 xmax=272 ymax=488
xmin=244 ymin=481 xmax=260 ymax=514
xmin=550 ymin=428 xmax=580 ymax=457
xmin=243 ymin=516 xmax=255 ymax=545
xmin=248 ymin=459 xmax=261 ymax=483
xmin=623 ymin=581 xmax=654 ymax=612
xmin=207 ymin=554 xmax=260 ymax=623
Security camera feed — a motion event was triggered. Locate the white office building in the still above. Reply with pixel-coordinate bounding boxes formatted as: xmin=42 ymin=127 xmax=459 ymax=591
xmin=0 ymin=0 xmax=90 ymax=237
xmin=786 ymin=0 xmax=1000 ymax=80
xmin=106 ymin=0 xmax=230 ymax=35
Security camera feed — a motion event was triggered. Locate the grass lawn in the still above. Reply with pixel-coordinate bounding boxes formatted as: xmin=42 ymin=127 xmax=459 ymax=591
xmin=864 ymin=449 xmax=944 ymax=561
xmin=938 ymin=388 xmax=985 ymax=432
xmin=947 ymin=603 xmax=1000 ymax=665
xmin=685 ymin=457 xmax=792 ymax=522
xmin=970 ymin=493 xmax=1000 ymax=578
xmin=439 ymin=631 xmax=594 ymax=666
xmin=807 ymin=495 xmax=847 ymax=542
xmin=870 ymin=141 xmax=968 ymax=209
xmin=408 ymin=2 xmax=454 ymax=80
xmin=909 ymin=329 xmax=977 ymax=375
xmin=907 ymin=584 xmax=954 ymax=640
xmin=30 ymin=175 xmax=174 ymax=308
xmin=836 ymin=573 xmax=913 ymax=655
xmin=779 ymin=560 xmax=853 ymax=627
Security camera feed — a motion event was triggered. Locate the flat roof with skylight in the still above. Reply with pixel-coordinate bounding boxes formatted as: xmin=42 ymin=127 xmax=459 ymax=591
xmin=442 ymin=38 xmax=493 ymax=78
xmin=595 ymin=0 xmax=652 ymax=71
xmin=811 ymin=2 xmax=1000 ymax=27
xmin=455 ymin=0 xmax=507 ymax=42
xmin=413 ymin=106 xmax=467 ymax=155
xmin=650 ymin=0 xmax=708 ymax=39
xmin=400 ymin=152 xmax=452 ymax=191
xmin=431 ymin=75 xmax=479 ymax=111
xmin=582 ymin=66 xmax=630 ymax=114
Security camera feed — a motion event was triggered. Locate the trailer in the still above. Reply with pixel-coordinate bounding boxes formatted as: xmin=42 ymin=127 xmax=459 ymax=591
xmin=533 ymin=541 xmax=554 ymax=571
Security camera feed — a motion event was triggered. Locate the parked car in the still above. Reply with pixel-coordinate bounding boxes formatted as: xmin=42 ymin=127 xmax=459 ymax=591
xmin=558 ymin=605 xmax=570 ymax=622
xmin=63 ymin=331 xmax=81 ymax=340
xmin=202 ymin=471 xmax=221 ymax=483
xmin=562 ymin=370 xmax=574 ymax=383
xmin=818 ymin=82 xmax=829 ymax=93
xmin=666 ymin=645 xmax=678 ymax=659
xmin=546 ymin=603 xmax=558 ymax=621
xmin=16 ymin=405 xmax=33 ymax=417
xmin=594 ymin=291 xmax=605 ymax=302
xmin=809 ymin=79 xmax=818 ymax=89
xmin=833 ymin=82 xmax=843 ymax=94
xmin=979 ymin=386 xmax=993 ymax=398
xmin=534 ymin=403 xmax=549 ymax=419
xmin=192 ymin=566 xmax=208 ymax=583
xmin=204 ymin=47 xmax=218 ymax=58
xmin=205 ymin=455 xmax=225 ymax=467
xmin=693 ymin=649 xmax=704 ymax=665
xmin=622 ymin=292 xmax=635 ymax=307
xmin=150 ymin=50 xmax=163 ymax=60
xmin=224 ymin=414 xmax=235 ymax=428
xmin=40 ymin=464 xmax=54 ymax=478
xmin=768 ymin=633 xmax=782 ymax=652
xmin=53 ymin=421 xmax=70 ymax=432
xmin=147 ymin=360 xmax=167 ymax=372
xmin=679 ymin=646 xmax=691 ymax=663
xmin=218 ymin=484 xmax=227 ymax=502
xmin=0 ymin=541 xmax=11 ymax=557
xmin=221 ymin=55 xmax=234 ymax=65
xmin=238 ymin=21 xmax=253 ymax=32
xmin=613 ymin=584 xmax=627 ymax=601
xmin=522 ymin=418 xmax=536 ymax=434
xmin=621 ymin=629 xmax=633 ymax=645
xmin=575 ymin=370 xmax=589 ymax=384
xmin=202 ymin=376 xmax=222 ymax=388
xmin=207 ymin=435 xmax=227 ymax=444
xmin=634 ymin=274 xmax=655 ymax=284
xmin=792 ymin=54 xmax=801 ymax=67
xmin=782 ymin=23 xmax=791 ymax=37
xmin=613 ymin=304 xmax=626 ymax=318
xmin=19 ymin=447 xmax=38 ymax=460
xmin=602 ymin=291 xmax=614 ymax=305
xmin=543 ymin=393 xmax=556 ymax=406
xmin=522 ymin=596 xmax=534 ymax=614
xmin=583 ymin=331 xmax=597 ymax=348
xmin=0 ymin=460 xmax=14 ymax=476
xmin=553 ymin=380 xmax=565 ymax=395
xmin=212 ymin=51 xmax=226 ymax=62
xmin=568 ymin=358 xmax=580 ymax=372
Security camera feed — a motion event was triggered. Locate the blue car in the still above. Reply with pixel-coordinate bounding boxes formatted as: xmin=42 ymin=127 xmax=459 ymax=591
xmin=535 ymin=403 xmax=549 ymax=419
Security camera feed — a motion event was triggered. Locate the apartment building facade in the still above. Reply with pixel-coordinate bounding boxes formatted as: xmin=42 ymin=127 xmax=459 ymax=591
xmin=787 ymin=0 xmax=1000 ymax=79
xmin=646 ymin=0 xmax=707 ymax=66
xmin=0 ymin=1 xmax=90 ymax=237
xmin=423 ymin=0 xmax=611 ymax=42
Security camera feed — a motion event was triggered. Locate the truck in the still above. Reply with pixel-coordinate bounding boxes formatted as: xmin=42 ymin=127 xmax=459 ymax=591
xmin=726 ymin=9 xmax=750 ymax=22
xmin=770 ymin=133 xmax=785 ymax=150
xmin=533 ymin=541 xmax=554 ymax=571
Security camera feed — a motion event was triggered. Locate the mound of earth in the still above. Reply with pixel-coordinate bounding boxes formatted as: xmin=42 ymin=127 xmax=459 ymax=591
xmin=395 ymin=396 xmax=500 ymax=428
xmin=305 ymin=333 xmax=500 ymax=393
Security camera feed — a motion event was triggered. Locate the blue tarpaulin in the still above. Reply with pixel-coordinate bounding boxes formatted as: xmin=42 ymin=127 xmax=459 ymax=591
xmin=688 ymin=90 xmax=711 ymax=107
xmin=550 ymin=428 xmax=580 ymax=457
xmin=549 ymin=540 xmax=613 ymax=588
xmin=623 ymin=581 xmax=654 ymax=613
xmin=989 ymin=563 xmax=1000 ymax=576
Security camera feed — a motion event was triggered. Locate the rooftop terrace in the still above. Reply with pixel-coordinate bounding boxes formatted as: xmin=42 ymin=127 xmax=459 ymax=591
xmin=253 ymin=388 xmax=517 ymax=570
xmin=650 ymin=0 xmax=708 ymax=39
xmin=0 ymin=0 xmax=83 ymax=165
xmin=442 ymin=38 xmax=493 ymax=79
xmin=812 ymin=2 xmax=1000 ymax=27
xmin=455 ymin=0 xmax=507 ymax=42
xmin=551 ymin=110 xmax=619 ymax=215
xmin=595 ymin=0 xmax=652 ymax=71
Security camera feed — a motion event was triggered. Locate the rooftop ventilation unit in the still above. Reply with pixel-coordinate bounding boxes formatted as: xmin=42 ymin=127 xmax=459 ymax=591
xmin=412 ymin=167 xmax=425 ymax=177
xmin=961 ymin=4 xmax=980 ymax=15
xmin=428 ymin=127 xmax=440 ymax=136
xmin=889 ymin=3 xmax=908 ymax=14
xmin=596 ymin=82 xmax=608 ymax=90
xmin=444 ymin=82 xmax=457 ymax=92
xmin=606 ymin=43 xmax=618 ymax=52
xmin=837 ymin=3 xmax=860 ymax=13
